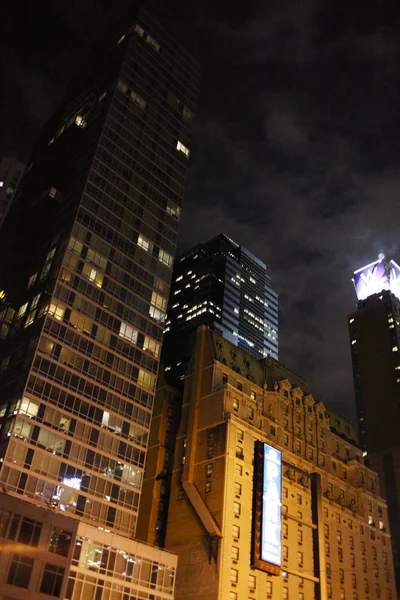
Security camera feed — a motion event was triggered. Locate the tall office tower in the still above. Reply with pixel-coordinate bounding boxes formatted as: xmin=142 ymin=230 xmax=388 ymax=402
xmin=349 ymin=256 xmax=400 ymax=587
xmin=0 ymin=155 xmax=24 ymax=228
xmin=162 ymin=233 xmax=278 ymax=377
xmin=0 ymin=1 xmax=200 ymax=597
xmin=139 ymin=325 xmax=396 ymax=600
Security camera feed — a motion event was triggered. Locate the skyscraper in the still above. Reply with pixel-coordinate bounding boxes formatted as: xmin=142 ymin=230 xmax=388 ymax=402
xmin=349 ymin=255 xmax=400 ymax=586
xmin=162 ymin=233 xmax=278 ymax=377
xmin=0 ymin=1 xmax=200 ymax=597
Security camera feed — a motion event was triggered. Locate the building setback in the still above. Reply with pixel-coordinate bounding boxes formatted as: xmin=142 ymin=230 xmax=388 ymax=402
xmin=138 ymin=325 xmax=397 ymax=600
xmin=349 ymin=256 xmax=400 ymax=588
xmin=162 ymin=233 xmax=278 ymax=381
xmin=0 ymin=1 xmax=200 ymax=597
xmin=0 ymin=155 xmax=24 ymax=229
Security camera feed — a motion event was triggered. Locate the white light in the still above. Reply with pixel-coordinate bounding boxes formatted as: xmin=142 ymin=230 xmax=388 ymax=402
xmin=0 ymin=181 xmax=3 ymax=187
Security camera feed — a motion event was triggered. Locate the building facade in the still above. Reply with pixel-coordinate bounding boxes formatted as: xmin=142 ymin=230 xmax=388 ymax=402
xmin=139 ymin=326 xmax=397 ymax=600
xmin=162 ymin=234 xmax=278 ymax=379
xmin=349 ymin=256 xmax=400 ymax=587
xmin=0 ymin=1 xmax=200 ymax=598
xmin=0 ymin=155 xmax=24 ymax=228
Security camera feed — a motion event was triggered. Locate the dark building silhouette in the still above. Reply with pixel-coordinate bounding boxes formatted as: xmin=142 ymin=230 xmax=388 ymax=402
xmin=349 ymin=256 xmax=400 ymax=587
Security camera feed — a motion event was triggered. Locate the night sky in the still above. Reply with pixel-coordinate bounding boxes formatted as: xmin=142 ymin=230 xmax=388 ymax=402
xmin=2 ymin=0 xmax=400 ymax=420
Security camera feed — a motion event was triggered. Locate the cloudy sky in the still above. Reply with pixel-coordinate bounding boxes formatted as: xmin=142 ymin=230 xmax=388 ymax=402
xmin=2 ymin=0 xmax=400 ymax=419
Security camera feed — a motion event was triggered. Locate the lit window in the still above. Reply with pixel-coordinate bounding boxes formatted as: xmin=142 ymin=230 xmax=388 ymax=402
xmin=266 ymin=581 xmax=273 ymax=594
xmin=233 ymin=502 xmax=241 ymax=516
xmin=117 ymin=33 xmax=125 ymax=45
xmin=49 ymin=303 xmax=65 ymax=321
xmin=119 ymin=322 xmax=138 ymax=343
xmin=18 ymin=302 xmax=28 ymax=318
xmin=232 ymin=524 xmax=240 ymax=539
xmin=134 ymin=23 xmax=144 ymax=37
xmin=393 ymin=346 xmax=398 ymax=352
xmin=137 ymin=369 xmax=156 ymax=390
xmin=234 ymin=482 xmax=242 ymax=495
xmin=248 ymin=574 xmax=256 ymax=589
xmin=205 ymin=481 xmax=212 ymax=494
xmin=75 ymin=115 xmax=87 ymax=128
xmin=235 ymin=464 xmax=242 ymax=477
xmin=24 ymin=310 xmax=36 ymax=327
xmin=117 ymin=79 xmax=129 ymax=94
xmin=143 ymin=336 xmax=160 ymax=357
xmin=145 ymin=34 xmax=160 ymax=51
xmin=48 ymin=186 xmax=57 ymax=198
xmin=27 ymin=273 xmax=37 ymax=288
xmin=159 ymin=248 xmax=173 ymax=267
xmin=137 ymin=234 xmax=151 ymax=252
xmin=0 ymin=181 xmax=3 ymax=187
xmin=166 ymin=200 xmax=181 ymax=218
xmin=130 ymin=90 xmax=146 ymax=109
xmin=231 ymin=546 xmax=239 ymax=560
xmin=176 ymin=140 xmax=190 ymax=157
xmin=230 ymin=568 xmax=238 ymax=584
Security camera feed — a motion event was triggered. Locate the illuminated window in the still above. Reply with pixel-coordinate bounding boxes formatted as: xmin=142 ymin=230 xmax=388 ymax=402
xmin=248 ymin=574 xmax=256 ymax=589
xmin=230 ymin=568 xmax=238 ymax=584
xmin=138 ymin=234 xmax=151 ymax=252
xmin=234 ymin=482 xmax=242 ymax=496
xmin=119 ymin=322 xmax=138 ymax=343
xmin=233 ymin=398 xmax=239 ymax=411
xmin=283 ymin=545 xmax=288 ymax=560
xmin=143 ymin=336 xmax=160 ymax=357
xmin=229 ymin=593 xmax=237 ymax=600
xmin=282 ymin=588 xmax=288 ymax=600
xmin=235 ymin=464 xmax=242 ymax=477
xmin=17 ymin=302 xmax=28 ymax=318
xmin=159 ymin=248 xmax=173 ymax=267
xmin=117 ymin=33 xmax=125 ymax=45
xmin=393 ymin=346 xmax=398 ymax=352
xmin=176 ymin=140 xmax=190 ymax=157
xmin=166 ymin=200 xmax=181 ymax=218
xmin=137 ymin=369 xmax=156 ymax=390
xmin=48 ymin=186 xmax=57 ymax=198
xmin=205 ymin=481 xmax=212 ymax=494
xmin=27 ymin=273 xmax=37 ymax=288
xmin=206 ymin=463 xmax=213 ymax=477
xmin=130 ymin=90 xmax=146 ymax=109
xmin=117 ymin=79 xmax=128 ymax=94
xmin=233 ymin=502 xmax=241 ymax=516
xmin=232 ymin=524 xmax=240 ymax=539
xmin=134 ymin=23 xmax=144 ymax=37
xmin=145 ymin=34 xmax=160 ymax=51
xmin=25 ymin=310 xmax=37 ymax=327
xmin=75 ymin=115 xmax=87 ymax=128
xmin=231 ymin=546 xmax=239 ymax=560
xmin=49 ymin=303 xmax=65 ymax=321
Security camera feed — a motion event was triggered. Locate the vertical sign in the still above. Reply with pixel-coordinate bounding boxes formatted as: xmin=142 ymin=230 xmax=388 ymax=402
xmin=251 ymin=441 xmax=282 ymax=575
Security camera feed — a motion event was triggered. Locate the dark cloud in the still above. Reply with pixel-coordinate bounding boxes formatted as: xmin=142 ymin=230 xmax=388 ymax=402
xmin=2 ymin=0 xmax=400 ymax=420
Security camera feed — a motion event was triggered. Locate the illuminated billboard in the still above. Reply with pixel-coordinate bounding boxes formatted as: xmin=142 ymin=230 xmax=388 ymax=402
xmin=389 ymin=260 xmax=400 ymax=300
xmin=353 ymin=259 xmax=389 ymax=301
xmin=251 ymin=441 xmax=282 ymax=575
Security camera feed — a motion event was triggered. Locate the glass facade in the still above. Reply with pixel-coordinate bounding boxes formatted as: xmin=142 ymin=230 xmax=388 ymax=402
xmin=163 ymin=233 xmax=278 ymax=369
xmin=0 ymin=0 xmax=200 ymax=545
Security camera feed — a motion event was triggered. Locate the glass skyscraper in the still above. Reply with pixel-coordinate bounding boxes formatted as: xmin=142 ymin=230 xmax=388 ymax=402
xmin=0 ymin=2 xmax=200 ymax=598
xmin=163 ymin=233 xmax=278 ymax=367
